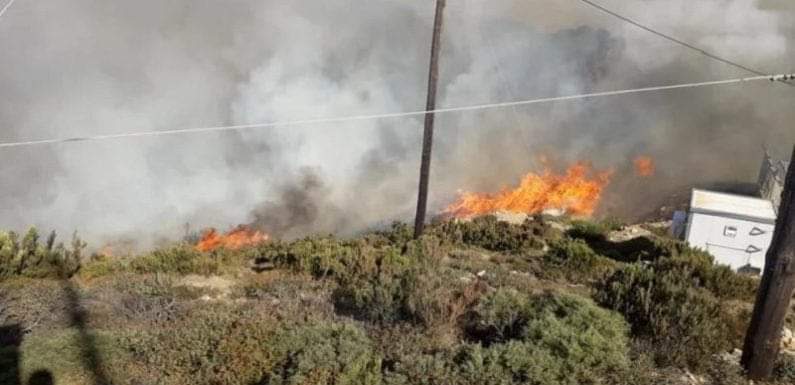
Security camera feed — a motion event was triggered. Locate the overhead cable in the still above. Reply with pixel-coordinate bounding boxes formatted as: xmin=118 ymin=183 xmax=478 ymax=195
xmin=0 ymin=74 xmax=791 ymax=149
xmin=0 ymin=0 xmax=16 ymax=20
xmin=578 ymin=0 xmax=792 ymax=86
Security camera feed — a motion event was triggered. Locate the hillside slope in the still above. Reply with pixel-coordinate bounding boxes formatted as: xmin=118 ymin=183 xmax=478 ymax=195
xmin=1 ymin=216 xmax=794 ymax=385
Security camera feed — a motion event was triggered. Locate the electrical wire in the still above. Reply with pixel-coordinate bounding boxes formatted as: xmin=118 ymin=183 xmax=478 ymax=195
xmin=0 ymin=74 xmax=789 ymax=149
xmin=577 ymin=0 xmax=792 ymax=86
xmin=0 ymin=0 xmax=16 ymax=20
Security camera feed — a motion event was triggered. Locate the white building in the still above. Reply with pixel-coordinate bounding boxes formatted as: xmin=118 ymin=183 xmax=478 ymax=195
xmin=685 ymin=189 xmax=776 ymax=272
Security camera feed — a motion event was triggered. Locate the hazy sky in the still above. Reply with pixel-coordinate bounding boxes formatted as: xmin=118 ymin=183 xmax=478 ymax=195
xmin=0 ymin=0 xmax=793 ymax=247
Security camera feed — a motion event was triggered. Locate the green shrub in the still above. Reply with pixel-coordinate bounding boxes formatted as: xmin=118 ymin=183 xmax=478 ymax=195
xmin=464 ymin=288 xmax=532 ymax=344
xmin=80 ymin=254 xmax=126 ymax=280
xmin=543 ymin=238 xmax=617 ymax=283
xmin=775 ymin=354 xmax=795 ymax=383
xmin=122 ymin=303 xmax=280 ymax=385
xmin=0 ymin=228 xmax=84 ymax=279
xmin=458 ymin=290 xmax=630 ymax=384
xmin=0 ymin=278 xmax=72 ymax=332
xmin=367 ymin=222 xmax=414 ymax=247
xmin=129 ymin=244 xmax=244 ymax=275
xmin=332 ymin=261 xmax=408 ymax=323
xmin=382 ymin=352 xmax=460 ymax=385
xmin=107 ymin=274 xmax=182 ymax=325
xmin=566 ymin=220 xmax=611 ymax=242
xmin=655 ymin=249 xmax=758 ymax=301
xmin=594 ymin=262 xmax=738 ymax=370
xmin=432 ymin=216 xmax=547 ymax=253
xmin=253 ymin=237 xmax=364 ymax=279
xmin=385 ymin=291 xmax=631 ymax=385
xmin=17 ymin=328 xmax=133 ymax=385
xmin=265 ymin=322 xmax=382 ymax=385
xmin=333 ymin=237 xmax=478 ymax=328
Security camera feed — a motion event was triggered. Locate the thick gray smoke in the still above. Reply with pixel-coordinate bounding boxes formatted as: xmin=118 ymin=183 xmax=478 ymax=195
xmin=0 ymin=0 xmax=793 ymax=248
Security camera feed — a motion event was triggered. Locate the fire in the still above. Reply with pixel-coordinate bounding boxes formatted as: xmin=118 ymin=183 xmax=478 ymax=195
xmin=444 ymin=162 xmax=613 ymax=219
xmin=195 ymin=226 xmax=270 ymax=252
xmin=634 ymin=156 xmax=655 ymax=177
xmin=100 ymin=246 xmax=114 ymax=257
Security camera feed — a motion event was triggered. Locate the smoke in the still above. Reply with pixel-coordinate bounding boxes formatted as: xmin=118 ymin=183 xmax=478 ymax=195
xmin=249 ymin=169 xmax=350 ymax=240
xmin=0 ymin=0 xmax=793 ymax=248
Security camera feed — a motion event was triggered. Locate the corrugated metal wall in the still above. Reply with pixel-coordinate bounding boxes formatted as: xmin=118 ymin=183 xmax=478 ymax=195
xmin=758 ymin=153 xmax=790 ymax=213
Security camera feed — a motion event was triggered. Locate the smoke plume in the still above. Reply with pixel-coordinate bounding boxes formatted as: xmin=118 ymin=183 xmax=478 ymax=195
xmin=0 ymin=0 xmax=793 ymax=247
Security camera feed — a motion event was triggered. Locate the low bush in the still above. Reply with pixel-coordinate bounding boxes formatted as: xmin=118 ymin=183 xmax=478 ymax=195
xmin=79 ymin=254 xmax=126 ymax=280
xmin=543 ymin=238 xmax=617 ymax=283
xmin=110 ymin=274 xmax=181 ymax=325
xmin=386 ymin=291 xmax=632 ymax=385
xmin=333 ymin=237 xmax=479 ymax=328
xmin=0 ymin=278 xmax=72 ymax=332
xmin=253 ymin=237 xmax=363 ymax=279
xmin=431 ymin=215 xmax=548 ymax=253
xmin=464 ymin=288 xmax=533 ymax=344
xmin=122 ymin=303 xmax=281 ymax=385
xmin=0 ymin=228 xmax=84 ymax=279
xmin=382 ymin=352 xmax=459 ymax=385
xmin=16 ymin=328 xmax=133 ymax=385
xmin=655 ymin=249 xmax=758 ymax=301
xmin=129 ymin=244 xmax=245 ymax=276
xmin=566 ymin=220 xmax=612 ymax=242
xmin=775 ymin=354 xmax=795 ymax=383
xmin=595 ymin=261 xmax=741 ymax=370
xmin=367 ymin=222 xmax=414 ymax=247
xmin=265 ymin=322 xmax=382 ymax=385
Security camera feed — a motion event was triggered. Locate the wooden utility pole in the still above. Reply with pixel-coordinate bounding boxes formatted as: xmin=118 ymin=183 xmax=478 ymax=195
xmin=414 ymin=0 xmax=447 ymax=239
xmin=742 ymin=145 xmax=795 ymax=380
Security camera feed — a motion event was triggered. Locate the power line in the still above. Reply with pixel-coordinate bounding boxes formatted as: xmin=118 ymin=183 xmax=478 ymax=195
xmin=578 ymin=0 xmax=792 ymax=86
xmin=0 ymin=0 xmax=16 ymax=20
xmin=0 ymin=74 xmax=790 ymax=149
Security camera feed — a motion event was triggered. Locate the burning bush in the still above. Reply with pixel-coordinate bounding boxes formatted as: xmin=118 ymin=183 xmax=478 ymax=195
xmin=633 ymin=156 xmax=656 ymax=177
xmin=444 ymin=162 xmax=613 ymax=219
xmin=195 ymin=226 xmax=269 ymax=252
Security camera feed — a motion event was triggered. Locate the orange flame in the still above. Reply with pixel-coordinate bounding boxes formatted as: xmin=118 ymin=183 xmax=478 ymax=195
xmin=634 ymin=156 xmax=655 ymax=177
xmin=195 ymin=226 xmax=270 ymax=252
xmin=99 ymin=246 xmax=114 ymax=257
xmin=444 ymin=162 xmax=613 ymax=219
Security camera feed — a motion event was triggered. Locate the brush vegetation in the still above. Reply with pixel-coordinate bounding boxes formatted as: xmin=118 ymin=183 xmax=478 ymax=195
xmin=1 ymin=217 xmax=793 ymax=385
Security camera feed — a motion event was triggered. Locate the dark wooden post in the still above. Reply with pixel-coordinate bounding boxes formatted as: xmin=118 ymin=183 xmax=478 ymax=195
xmin=742 ymin=145 xmax=795 ymax=380
xmin=414 ymin=0 xmax=447 ymax=239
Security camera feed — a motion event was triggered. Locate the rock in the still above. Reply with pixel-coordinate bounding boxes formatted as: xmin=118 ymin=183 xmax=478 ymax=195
xmin=608 ymin=225 xmax=653 ymax=242
xmin=681 ymin=370 xmax=705 ymax=385
xmin=718 ymin=348 xmax=743 ymax=366
xmin=782 ymin=327 xmax=794 ymax=351
xmin=494 ymin=211 xmax=529 ymax=225
xmin=547 ymin=221 xmax=571 ymax=232
xmin=178 ymin=275 xmax=235 ymax=299
xmin=542 ymin=208 xmax=565 ymax=217
xmin=250 ymin=257 xmax=275 ymax=273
